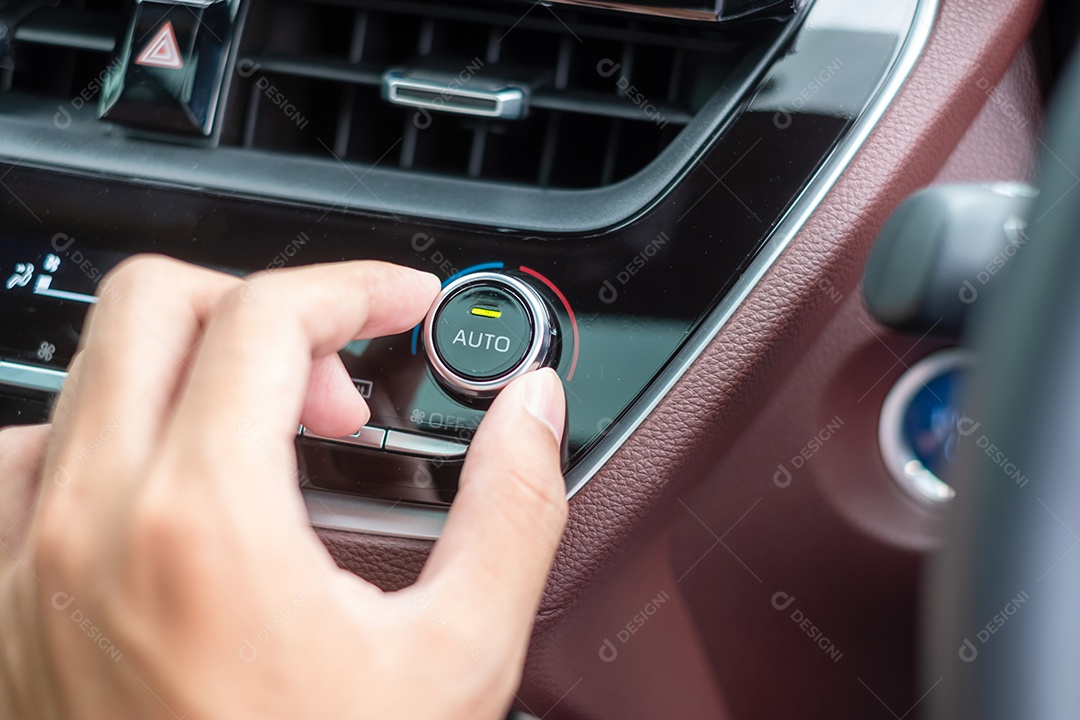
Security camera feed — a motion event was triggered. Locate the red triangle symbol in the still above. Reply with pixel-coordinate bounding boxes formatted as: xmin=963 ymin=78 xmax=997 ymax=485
xmin=135 ymin=22 xmax=184 ymax=70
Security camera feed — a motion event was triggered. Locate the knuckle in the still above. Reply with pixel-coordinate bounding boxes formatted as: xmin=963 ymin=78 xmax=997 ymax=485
xmin=97 ymin=254 xmax=184 ymax=305
xmin=126 ymin=481 xmax=214 ymax=569
xmin=129 ymin=493 xmax=187 ymax=553
xmin=220 ymin=274 xmax=291 ymax=318
xmin=124 ymin=485 xmax=207 ymax=574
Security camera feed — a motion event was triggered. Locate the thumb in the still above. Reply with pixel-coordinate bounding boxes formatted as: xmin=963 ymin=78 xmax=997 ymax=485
xmin=415 ymin=368 xmax=567 ymax=644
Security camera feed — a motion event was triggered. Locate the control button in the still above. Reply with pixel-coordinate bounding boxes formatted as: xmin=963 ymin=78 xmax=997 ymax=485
xmin=99 ymin=0 xmax=244 ymax=136
xmin=301 ymin=425 xmax=387 ymax=450
xmin=0 ymin=360 xmax=66 ymax=393
xmin=424 ymin=272 xmax=557 ymax=398
xmin=435 ymin=283 xmax=532 ymax=380
xmin=383 ymin=430 xmax=468 ymax=459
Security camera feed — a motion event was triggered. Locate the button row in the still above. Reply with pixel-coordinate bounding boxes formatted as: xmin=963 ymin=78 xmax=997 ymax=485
xmin=300 ymin=425 xmax=468 ymax=460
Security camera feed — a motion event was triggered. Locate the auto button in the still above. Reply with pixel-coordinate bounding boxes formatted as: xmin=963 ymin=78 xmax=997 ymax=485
xmin=424 ymin=272 xmax=557 ymax=398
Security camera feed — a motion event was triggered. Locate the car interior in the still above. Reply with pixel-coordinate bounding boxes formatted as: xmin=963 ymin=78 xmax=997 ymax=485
xmin=0 ymin=0 xmax=1077 ymax=716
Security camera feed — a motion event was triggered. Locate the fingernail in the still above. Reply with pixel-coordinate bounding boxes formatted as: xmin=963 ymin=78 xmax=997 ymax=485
xmin=523 ymin=368 xmax=565 ymax=445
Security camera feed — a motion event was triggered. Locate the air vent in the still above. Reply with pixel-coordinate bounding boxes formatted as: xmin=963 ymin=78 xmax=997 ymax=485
xmin=222 ymin=0 xmax=774 ymax=189
xmin=0 ymin=0 xmax=120 ymax=98
xmin=0 ymin=0 xmax=793 ymax=223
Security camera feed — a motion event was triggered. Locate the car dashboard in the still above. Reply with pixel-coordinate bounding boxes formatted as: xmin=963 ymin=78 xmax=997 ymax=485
xmin=0 ymin=0 xmax=1049 ymax=716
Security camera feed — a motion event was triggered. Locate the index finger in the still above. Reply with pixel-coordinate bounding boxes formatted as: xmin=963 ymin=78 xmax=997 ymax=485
xmin=161 ymin=261 xmax=439 ymax=486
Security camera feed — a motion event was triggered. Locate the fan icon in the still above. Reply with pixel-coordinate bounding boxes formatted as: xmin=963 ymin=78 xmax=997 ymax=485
xmin=409 ymin=409 xmax=426 ymax=424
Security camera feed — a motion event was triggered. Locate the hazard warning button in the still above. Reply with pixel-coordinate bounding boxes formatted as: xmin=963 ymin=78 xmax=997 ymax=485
xmin=134 ymin=22 xmax=184 ymax=70
xmin=100 ymin=0 xmax=243 ymax=136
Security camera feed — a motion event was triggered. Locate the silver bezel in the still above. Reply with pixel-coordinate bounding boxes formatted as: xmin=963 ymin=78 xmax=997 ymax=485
xmin=422 ymin=272 xmax=553 ymax=398
xmin=878 ymin=348 xmax=973 ymax=507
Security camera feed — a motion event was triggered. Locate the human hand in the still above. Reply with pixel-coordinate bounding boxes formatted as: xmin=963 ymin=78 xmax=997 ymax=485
xmin=0 ymin=256 xmax=568 ymax=720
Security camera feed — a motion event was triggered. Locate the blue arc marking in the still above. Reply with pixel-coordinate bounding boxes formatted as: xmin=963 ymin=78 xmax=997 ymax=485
xmin=441 ymin=262 xmax=505 ymax=287
xmin=411 ymin=261 xmax=505 ymax=354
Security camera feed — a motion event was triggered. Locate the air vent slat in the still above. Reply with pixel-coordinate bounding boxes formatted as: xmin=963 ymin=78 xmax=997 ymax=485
xmin=399 ymin=112 xmax=419 ymax=168
xmin=1 ymin=0 xmax=122 ymax=98
xmin=536 ymin=110 xmax=560 ymax=187
xmin=530 ymin=89 xmax=692 ymax=125
xmin=326 ymin=7 xmax=368 ymax=157
xmin=349 ymin=9 xmax=369 ymax=61
xmin=420 ymin=17 xmax=438 ymax=56
xmin=15 ymin=8 xmax=117 ymax=52
xmin=248 ymin=57 xmax=692 ymax=126
xmin=666 ymin=48 xmax=685 ymax=104
xmin=616 ymin=39 xmax=636 ymax=95
xmin=333 ymin=86 xmax=356 ymax=157
xmin=553 ymin=35 xmax=571 ymax=90
xmin=241 ymin=83 xmax=262 ymax=148
xmin=467 ymin=126 xmax=486 ymax=178
xmin=249 ymin=55 xmax=382 ymax=86
xmin=600 ymin=118 xmax=622 ymax=186
xmin=484 ymin=25 xmax=500 ymax=64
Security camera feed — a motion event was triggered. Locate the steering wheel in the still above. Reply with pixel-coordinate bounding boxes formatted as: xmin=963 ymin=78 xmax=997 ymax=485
xmin=924 ymin=45 xmax=1080 ymax=720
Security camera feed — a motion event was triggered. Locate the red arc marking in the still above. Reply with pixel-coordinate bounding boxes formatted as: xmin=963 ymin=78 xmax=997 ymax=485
xmin=518 ymin=265 xmax=580 ymax=381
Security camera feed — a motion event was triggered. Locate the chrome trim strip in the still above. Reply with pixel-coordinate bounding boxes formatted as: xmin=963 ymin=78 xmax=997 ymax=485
xmin=879 ymin=349 xmax=971 ymax=506
xmin=303 ymin=489 xmax=448 ymax=539
xmin=0 ymin=360 xmax=67 ymax=393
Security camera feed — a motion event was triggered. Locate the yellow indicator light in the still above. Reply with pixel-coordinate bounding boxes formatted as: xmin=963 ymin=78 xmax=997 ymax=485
xmin=470 ymin=306 xmax=502 ymax=319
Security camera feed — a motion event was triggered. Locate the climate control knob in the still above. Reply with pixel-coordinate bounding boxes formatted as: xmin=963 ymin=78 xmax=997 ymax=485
xmin=423 ymin=272 xmax=557 ymax=398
